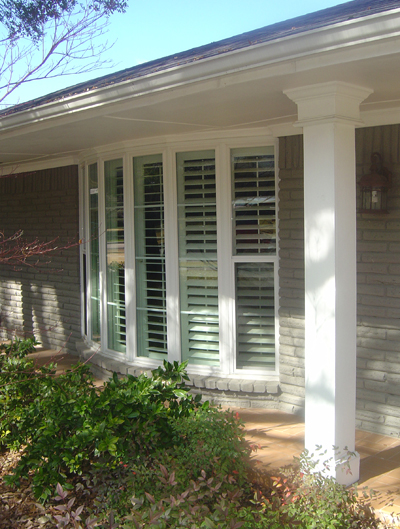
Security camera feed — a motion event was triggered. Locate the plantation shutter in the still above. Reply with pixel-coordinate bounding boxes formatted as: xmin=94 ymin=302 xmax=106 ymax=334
xmin=134 ymin=155 xmax=167 ymax=360
xmin=236 ymin=263 xmax=275 ymax=369
xmin=231 ymin=147 xmax=276 ymax=371
xmin=105 ymin=159 xmax=126 ymax=353
xmin=232 ymin=151 xmax=276 ymax=255
xmin=177 ymin=151 xmax=219 ymax=366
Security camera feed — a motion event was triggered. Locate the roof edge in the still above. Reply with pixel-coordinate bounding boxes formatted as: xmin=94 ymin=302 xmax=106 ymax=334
xmin=1 ymin=5 xmax=400 ymax=134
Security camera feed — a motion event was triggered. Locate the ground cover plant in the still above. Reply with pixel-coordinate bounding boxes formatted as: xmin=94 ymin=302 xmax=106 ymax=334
xmin=0 ymin=338 xmax=399 ymax=528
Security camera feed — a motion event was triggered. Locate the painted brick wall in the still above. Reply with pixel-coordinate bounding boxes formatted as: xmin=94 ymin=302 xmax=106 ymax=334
xmin=278 ymin=135 xmax=306 ymax=415
xmin=0 ymin=166 xmax=81 ymax=354
xmin=278 ymin=126 xmax=400 ymax=435
xmin=356 ymin=125 xmax=400 ymax=436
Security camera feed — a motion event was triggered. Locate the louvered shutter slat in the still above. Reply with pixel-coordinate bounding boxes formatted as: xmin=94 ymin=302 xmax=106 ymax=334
xmin=232 ymin=152 xmax=276 ymax=256
xmin=178 ymin=152 xmax=219 ymax=366
xmin=235 ymin=256 xmax=275 ymax=370
xmin=134 ymin=157 xmax=168 ymax=359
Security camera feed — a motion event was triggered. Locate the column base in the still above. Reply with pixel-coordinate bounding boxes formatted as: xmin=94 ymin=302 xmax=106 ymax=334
xmin=306 ymin=447 xmax=360 ymax=487
xmin=334 ymin=450 xmax=360 ymax=486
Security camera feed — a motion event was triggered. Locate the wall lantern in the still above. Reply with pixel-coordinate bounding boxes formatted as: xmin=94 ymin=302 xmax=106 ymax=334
xmin=359 ymin=152 xmax=391 ymax=214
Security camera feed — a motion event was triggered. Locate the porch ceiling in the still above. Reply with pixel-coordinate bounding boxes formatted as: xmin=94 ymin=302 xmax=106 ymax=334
xmin=1 ymin=26 xmax=400 ymax=169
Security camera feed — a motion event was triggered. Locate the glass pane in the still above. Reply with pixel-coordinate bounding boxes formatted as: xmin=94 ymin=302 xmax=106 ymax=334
xmin=89 ymin=163 xmax=100 ymax=341
xmin=105 ymin=159 xmax=126 ymax=353
xmin=232 ymin=147 xmax=276 ymax=255
xmin=236 ymin=263 xmax=275 ymax=370
xmin=177 ymin=150 xmax=219 ymax=366
xmin=134 ymin=154 xmax=167 ymax=360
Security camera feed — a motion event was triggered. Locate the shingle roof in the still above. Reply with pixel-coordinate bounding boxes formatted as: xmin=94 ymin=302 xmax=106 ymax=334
xmin=2 ymin=0 xmax=400 ymax=117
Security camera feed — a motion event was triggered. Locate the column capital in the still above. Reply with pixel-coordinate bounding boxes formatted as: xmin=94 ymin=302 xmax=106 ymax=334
xmin=284 ymin=81 xmax=373 ymax=127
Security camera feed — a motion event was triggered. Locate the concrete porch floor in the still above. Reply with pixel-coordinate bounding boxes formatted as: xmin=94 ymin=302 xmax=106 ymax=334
xmin=30 ymin=348 xmax=400 ymax=522
xmin=234 ymin=407 xmax=400 ymax=522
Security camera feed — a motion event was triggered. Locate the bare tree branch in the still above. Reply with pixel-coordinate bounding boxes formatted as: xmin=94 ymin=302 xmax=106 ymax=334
xmin=0 ymin=1 xmax=125 ymax=272
xmin=0 ymin=229 xmax=81 ymax=269
xmin=0 ymin=0 xmax=127 ymax=104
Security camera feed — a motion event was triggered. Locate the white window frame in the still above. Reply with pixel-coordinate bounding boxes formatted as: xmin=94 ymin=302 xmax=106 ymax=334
xmin=231 ymin=143 xmax=279 ymax=377
xmin=79 ymin=163 xmax=87 ymax=338
xmin=80 ymin=135 xmax=279 ymax=379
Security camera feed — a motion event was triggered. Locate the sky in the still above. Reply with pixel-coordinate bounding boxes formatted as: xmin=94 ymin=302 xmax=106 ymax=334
xmin=6 ymin=0 xmax=344 ymax=106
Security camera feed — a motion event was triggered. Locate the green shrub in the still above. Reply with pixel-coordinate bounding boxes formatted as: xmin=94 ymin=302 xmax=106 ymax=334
xmin=86 ymin=406 xmax=253 ymax=520
xmin=260 ymin=449 xmax=382 ymax=529
xmin=1 ymin=341 xmax=390 ymax=528
xmin=0 ymin=336 xmax=39 ymax=358
xmin=122 ymin=466 xmax=279 ymax=529
xmin=116 ymin=450 xmax=384 ymax=529
xmin=0 ymin=336 xmax=55 ymax=449
xmin=170 ymin=406 xmax=251 ymax=487
xmin=2 ymin=359 xmax=209 ymax=501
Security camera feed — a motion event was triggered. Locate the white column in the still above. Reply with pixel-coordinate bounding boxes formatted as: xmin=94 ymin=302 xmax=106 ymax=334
xmin=284 ymin=82 xmax=372 ymax=485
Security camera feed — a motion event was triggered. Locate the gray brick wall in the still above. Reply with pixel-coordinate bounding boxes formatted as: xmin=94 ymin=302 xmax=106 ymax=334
xmin=0 ymin=166 xmax=81 ymax=354
xmin=356 ymin=125 xmax=400 ymax=436
xmin=278 ymin=136 xmax=306 ymax=415
xmin=278 ymin=126 xmax=400 ymax=435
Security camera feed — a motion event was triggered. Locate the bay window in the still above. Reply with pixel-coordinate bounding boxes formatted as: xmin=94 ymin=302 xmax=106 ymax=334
xmin=83 ymin=142 xmax=278 ymax=376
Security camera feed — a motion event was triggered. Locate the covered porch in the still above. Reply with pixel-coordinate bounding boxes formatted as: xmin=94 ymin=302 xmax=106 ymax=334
xmin=30 ymin=346 xmax=400 ymax=523
xmin=1 ymin=0 xmax=400 ymax=493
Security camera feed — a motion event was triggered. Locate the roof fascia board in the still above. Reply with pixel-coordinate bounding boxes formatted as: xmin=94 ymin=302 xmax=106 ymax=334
xmin=1 ymin=8 xmax=400 ymax=135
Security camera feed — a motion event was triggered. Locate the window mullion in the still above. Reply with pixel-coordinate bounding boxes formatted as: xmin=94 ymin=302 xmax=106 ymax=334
xmin=98 ymin=159 xmax=107 ymax=351
xmin=164 ymin=149 xmax=181 ymax=363
xmin=216 ymin=144 xmax=233 ymax=374
xmin=124 ymin=154 xmax=136 ymax=362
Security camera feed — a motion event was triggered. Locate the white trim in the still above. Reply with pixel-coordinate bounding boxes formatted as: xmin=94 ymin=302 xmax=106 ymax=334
xmin=164 ymin=148 xmax=181 ymax=363
xmin=124 ymin=153 xmax=135 ymax=362
xmin=284 ymin=82 xmax=373 ymax=125
xmin=216 ymin=143 xmax=234 ymax=374
xmin=360 ymin=106 xmax=400 ymax=128
xmin=98 ymin=157 xmax=107 ymax=355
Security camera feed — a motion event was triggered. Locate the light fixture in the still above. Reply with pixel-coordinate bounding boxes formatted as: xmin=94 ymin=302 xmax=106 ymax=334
xmin=359 ymin=152 xmax=391 ymax=214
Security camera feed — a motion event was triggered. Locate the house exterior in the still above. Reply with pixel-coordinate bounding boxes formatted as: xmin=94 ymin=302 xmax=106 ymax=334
xmin=1 ymin=0 xmax=400 ymax=484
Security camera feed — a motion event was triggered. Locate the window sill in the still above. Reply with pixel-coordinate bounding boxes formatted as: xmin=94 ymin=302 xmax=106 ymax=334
xmin=76 ymin=340 xmax=279 ymax=395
